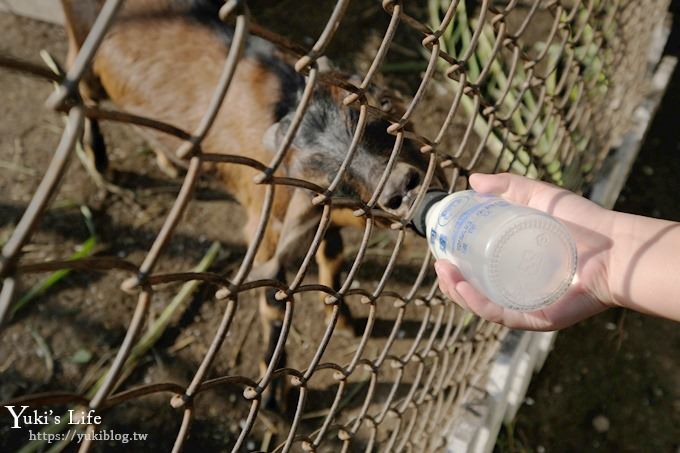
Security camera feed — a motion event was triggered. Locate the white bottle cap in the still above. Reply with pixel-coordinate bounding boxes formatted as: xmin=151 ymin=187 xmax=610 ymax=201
xmin=485 ymin=214 xmax=577 ymax=311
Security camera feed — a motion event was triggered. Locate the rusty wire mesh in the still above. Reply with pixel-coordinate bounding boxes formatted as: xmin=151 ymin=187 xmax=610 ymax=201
xmin=0 ymin=0 xmax=669 ymax=451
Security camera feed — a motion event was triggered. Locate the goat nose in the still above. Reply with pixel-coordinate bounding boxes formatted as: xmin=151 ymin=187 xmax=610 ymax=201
xmin=383 ymin=169 xmax=422 ymax=211
xmin=404 ymin=169 xmax=421 ymax=191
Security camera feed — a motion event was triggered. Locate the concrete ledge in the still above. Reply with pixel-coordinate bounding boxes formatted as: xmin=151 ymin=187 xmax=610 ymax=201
xmin=590 ymin=55 xmax=677 ymax=209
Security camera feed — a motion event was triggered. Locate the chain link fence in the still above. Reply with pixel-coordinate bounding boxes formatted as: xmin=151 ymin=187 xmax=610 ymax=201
xmin=0 ymin=0 xmax=669 ymax=451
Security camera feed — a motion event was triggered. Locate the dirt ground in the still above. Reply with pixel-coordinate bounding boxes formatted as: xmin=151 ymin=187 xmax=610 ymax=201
xmin=496 ymin=5 xmax=680 ymax=452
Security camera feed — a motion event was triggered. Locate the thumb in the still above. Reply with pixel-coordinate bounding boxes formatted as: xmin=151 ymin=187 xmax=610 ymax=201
xmin=468 ymin=172 xmax=512 ymax=195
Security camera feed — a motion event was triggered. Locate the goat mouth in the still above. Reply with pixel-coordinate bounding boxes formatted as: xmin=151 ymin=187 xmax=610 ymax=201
xmin=378 ymin=193 xmax=415 ymax=219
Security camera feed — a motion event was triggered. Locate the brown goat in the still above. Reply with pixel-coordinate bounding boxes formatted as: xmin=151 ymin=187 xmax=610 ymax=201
xmin=60 ymin=0 xmax=438 ymax=409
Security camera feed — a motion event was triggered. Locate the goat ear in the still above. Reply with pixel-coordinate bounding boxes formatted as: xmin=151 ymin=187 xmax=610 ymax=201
xmin=263 ymin=122 xmax=280 ymax=152
xmin=348 ymin=74 xmax=362 ymax=86
xmin=317 ymin=56 xmax=333 ymax=73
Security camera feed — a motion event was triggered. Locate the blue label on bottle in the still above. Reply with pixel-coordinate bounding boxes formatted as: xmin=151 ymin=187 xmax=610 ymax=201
xmin=438 ymin=197 xmax=466 ymax=227
xmin=439 ymin=234 xmax=447 ymax=252
xmin=448 ymin=199 xmax=510 ymax=255
xmin=430 ymin=228 xmax=437 ymax=246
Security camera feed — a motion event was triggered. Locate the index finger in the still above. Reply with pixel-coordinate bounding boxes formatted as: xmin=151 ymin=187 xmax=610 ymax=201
xmin=469 ymin=172 xmax=571 ymax=213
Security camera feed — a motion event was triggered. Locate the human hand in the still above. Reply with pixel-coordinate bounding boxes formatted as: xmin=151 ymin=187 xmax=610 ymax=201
xmin=435 ymin=173 xmax=617 ymax=331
